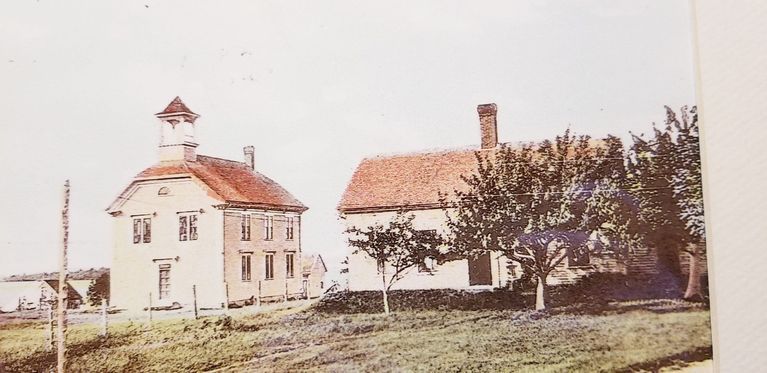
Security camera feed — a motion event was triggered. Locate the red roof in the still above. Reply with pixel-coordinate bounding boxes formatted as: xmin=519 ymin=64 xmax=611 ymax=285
xmin=338 ymin=147 xmax=493 ymax=213
xmin=156 ymin=96 xmax=197 ymax=116
xmin=338 ymin=139 xmax=607 ymax=214
xmin=119 ymin=155 xmax=306 ymax=211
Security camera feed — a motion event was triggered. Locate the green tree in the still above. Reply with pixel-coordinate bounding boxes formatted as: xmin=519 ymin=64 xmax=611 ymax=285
xmin=629 ymin=106 xmax=706 ymax=299
xmin=87 ymin=273 xmax=110 ymax=307
xmin=345 ymin=211 xmax=443 ymax=315
xmin=445 ymin=130 xmax=637 ymax=310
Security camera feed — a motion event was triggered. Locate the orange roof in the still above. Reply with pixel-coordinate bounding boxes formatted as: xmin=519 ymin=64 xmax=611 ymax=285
xmin=338 ymin=147 xmax=494 ymax=213
xmin=156 ymin=96 xmax=197 ymax=116
xmin=338 ymin=139 xmax=605 ymax=214
xmin=116 ymin=155 xmax=306 ymax=212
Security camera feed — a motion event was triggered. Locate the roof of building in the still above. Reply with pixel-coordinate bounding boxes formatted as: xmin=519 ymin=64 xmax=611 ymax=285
xmin=156 ymin=96 xmax=197 ymax=116
xmin=302 ymin=254 xmax=327 ymax=274
xmin=338 ymin=146 xmax=496 ymax=213
xmin=110 ymin=155 xmax=307 ymax=212
xmin=338 ymin=139 xmax=603 ymax=213
xmin=67 ymin=280 xmax=94 ymax=299
xmin=43 ymin=280 xmax=83 ymax=301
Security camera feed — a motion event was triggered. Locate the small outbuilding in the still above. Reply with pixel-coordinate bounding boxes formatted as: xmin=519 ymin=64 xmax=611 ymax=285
xmin=301 ymin=255 xmax=327 ymax=299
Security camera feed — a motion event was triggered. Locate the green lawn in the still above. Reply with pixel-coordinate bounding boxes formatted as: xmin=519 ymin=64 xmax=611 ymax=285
xmin=0 ymin=299 xmax=711 ymax=373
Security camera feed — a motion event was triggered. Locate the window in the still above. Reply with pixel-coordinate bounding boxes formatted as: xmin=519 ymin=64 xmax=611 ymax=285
xmin=241 ymin=214 xmax=251 ymax=241
xmin=419 ymin=256 xmax=438 ymax=273
xmin=158 ymin=187 xmax=170 ymax=196
xmin=286 ymin=253 xmax=295 ymax=278
xmin=568 ymin=246 xmax=590 ymax=267
xmin=263 ymin=215 xmax=274 ymax=240
xmin=286 ymin=217 xmax=295 ymax=240
xmin=241 ymin=255 xmax=252 ymax=281
xmin=179 ymin=214 xmax=198 ymax=241
xmin=132 ymin=217 xmax=151 ymax=244
xmin=264 ymin=253 xmax=274 ymax=279
xmin=158 ymin=264 xmax=171 ymax=300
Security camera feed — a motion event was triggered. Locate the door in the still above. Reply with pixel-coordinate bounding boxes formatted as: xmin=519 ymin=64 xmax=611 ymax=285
xmin=158 ymin=264 xmax=171 ymax=300
xmin=468 ymin=253 xmax=492 ymax=286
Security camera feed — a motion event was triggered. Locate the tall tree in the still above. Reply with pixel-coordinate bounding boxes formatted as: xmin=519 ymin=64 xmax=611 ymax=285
xmin=345 ymin=211 xmax=443 ymax=314
xmin=87 ymin=273 xmax=110 ymax=307
xmin=445 ymin=130 xmax=637 ymax=310
xmin=629 ymin=106 xmax=706 ymax=299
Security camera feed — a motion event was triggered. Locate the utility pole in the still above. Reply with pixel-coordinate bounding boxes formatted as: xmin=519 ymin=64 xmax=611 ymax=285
xmin=57 ymin=180 xmax=70 ymax=373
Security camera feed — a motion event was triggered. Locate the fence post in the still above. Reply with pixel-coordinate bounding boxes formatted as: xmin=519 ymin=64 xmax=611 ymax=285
xmin=257 ymin=281 xmax=262 ymax=308
xmin=224 ymin=283 xmax=229 ymax=314
xmin=192 ymin=285 xmax=199 ymax=320
xmin=100 ymin=300 xmax=108 ymax=337
xmin=46 ymin=304 xmax=54 ymax=351
xmin=147 ymin=292 xmax=153 ymax=327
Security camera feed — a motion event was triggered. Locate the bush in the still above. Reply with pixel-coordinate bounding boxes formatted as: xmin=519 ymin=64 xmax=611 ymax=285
xmin=548 ymin=272 xmax=687 ymax=307
xmin=315 ymin=273 xmax=697 ymax=314
xmin=313 ymin=289 xmax=529 ymax=314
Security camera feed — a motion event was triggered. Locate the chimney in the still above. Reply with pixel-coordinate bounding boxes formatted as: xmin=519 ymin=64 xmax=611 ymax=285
xmin=477 ymin=103 xmax=498 ymax=149
xmin=243 ymin=146 xmax=255 ymax=170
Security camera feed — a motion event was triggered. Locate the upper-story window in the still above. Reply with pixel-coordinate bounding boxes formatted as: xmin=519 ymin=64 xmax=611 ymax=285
xmin=179 ymin=214 xmax=198 ymax=241
xmin=133 ymin=217 xmax=151 ymax=244
xmin=286 ymin=217 xmax=295 ymax=240
xmin=158 ymin=187 xmax=170 ymax=196
xmin=264 ymin=215 xmax=274 ymax=240
xmin=241 ymin=214 xmax=251 ymax=241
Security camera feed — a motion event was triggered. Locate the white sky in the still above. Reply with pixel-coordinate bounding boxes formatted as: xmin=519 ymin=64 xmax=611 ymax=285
xmin=0 ymin=1 xmax=696 ymax=281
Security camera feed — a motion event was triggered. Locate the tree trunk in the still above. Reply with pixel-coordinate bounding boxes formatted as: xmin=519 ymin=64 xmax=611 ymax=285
xmin=380 ymin=268 xmax=391 ymax=315
xmin=683 ymin=247 xmax=703 ymax=301
xmin=535 ymin=274 xmax=548 ymax=311
xmin=382 ymin=288 xmax=390 ymax=315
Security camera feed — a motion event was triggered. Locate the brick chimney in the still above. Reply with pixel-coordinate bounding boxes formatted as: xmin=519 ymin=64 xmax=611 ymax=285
xmin=243 ymin=146 xmax=255 ymax=170
xmin=477 ymin=103 xmax=498 ymax=149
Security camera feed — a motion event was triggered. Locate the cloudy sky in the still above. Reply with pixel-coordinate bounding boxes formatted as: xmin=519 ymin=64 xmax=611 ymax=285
xmin=0 ymin=1 xmax=696 ymax=280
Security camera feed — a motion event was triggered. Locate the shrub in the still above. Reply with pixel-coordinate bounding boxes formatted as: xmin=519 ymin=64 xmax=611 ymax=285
xmin=313 ymin=289 xmax=529 ymax=314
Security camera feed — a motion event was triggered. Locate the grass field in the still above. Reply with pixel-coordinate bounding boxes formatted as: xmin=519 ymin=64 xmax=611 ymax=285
xmin=0 ymin=298 xmax=711 ymax=372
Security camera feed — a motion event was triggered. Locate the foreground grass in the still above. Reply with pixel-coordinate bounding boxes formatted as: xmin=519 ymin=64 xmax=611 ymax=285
xmin=0 ymin=299 xmax=711 ymax=372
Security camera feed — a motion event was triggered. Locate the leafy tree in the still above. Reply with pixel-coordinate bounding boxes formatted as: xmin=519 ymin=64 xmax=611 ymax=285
xmin=345 ymin=211 xmax=443 ymax=314
xmin=444 ymin=130 xmax=638 ymax=310
xmin=87 ymin=273 xmax=110 ymax=307
xmin=629 ymin=106 xmax=706 ymax=299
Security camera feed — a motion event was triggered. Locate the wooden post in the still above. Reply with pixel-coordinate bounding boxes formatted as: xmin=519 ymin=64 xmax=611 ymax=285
xmin=46 ymin=304 xmax=54 ymax=351
xmin=192 ymin=285 xmax=198 ymax=320
xmin=224 ymin=283 xmax=229 ymax=313
xmin=257 ymin=280 xmax=262 ymax=308
xmin=100 ymin=300 xmax=108 ymax=337
xmin=57 ymin=180 xmax=70 ymax=373
xmin=147 ymin=292 xmax=153 ymax=326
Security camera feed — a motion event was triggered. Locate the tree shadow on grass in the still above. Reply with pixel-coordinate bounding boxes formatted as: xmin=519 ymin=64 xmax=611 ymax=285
xmin=614 ymin=346 xmax=713 ymax=373
xmin=6 ymin=327 xmax=142 ymax=373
